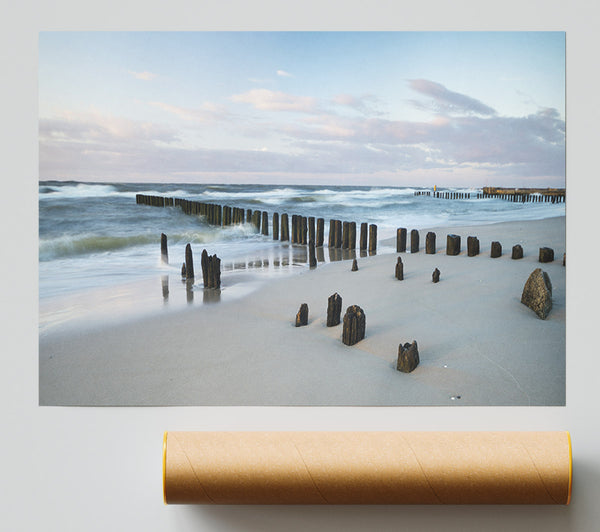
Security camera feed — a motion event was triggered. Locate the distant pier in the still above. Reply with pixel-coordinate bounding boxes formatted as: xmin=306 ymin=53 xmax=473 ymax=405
xmin=414 ymin=187 xmax=565 ymax=203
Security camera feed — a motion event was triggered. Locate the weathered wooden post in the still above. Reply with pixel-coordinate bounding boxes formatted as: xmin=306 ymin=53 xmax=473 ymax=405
xmin=349 ymin=222 xmax=356 ymax=250
xmin=491 ymin=241 xmax=502 ymax=258
xmin=309 ymin=217 xmax=315 ymax=245
xmin=539 ymin=247 xmax=554 ymax=263
xmin=512 ymin=244 xmax=524 ymax=259
xmin=185 ymin=243 xmax=194 ymax=280
xmin=301 ymin=216 xmax=308 ymax=245
xmin=328 ymin=219 xmax=335 ymax=248
xmin=181 ymin=263 xmax=186 ymax=278
xmin=397 ymin=341 xmax=419 ymax=373
xmin=273 ymin=212 xmax=279 ymax=240
xmin=335 ymin=220 xmax=343 ymax=248
xmin=410 ymin=229 xmax=419 ymax=253
xmin=467 ymin=236 xmax=479 ymax=257
xmin=316 ymin=218 xmax=324 ymax=247
xmin=395 ymin=257 xmax=404 ymax=280
xmin=360 ymin=222 xmax=368 ymax=251
xmin=432 ymin=268 xmax=440 ymax=283
xmin=342 ymin=221 xmax=350 ymax=249
xmin=281 ymin=213 xmax=289 ymax=241
xmin=161 ymin=233 xmax=168 ymax=264
xmin=446 ymin=234 xmax=461 ymax=255
xmin=351 ymin=258 xmax=358 ymax=271
xmin=342 ymin=305 xmax=366 ymax=346
xmin=292 ymin=215 xmax=298 ymax=243
xmin=309 ymin=239 xmax=317 ymax=268
xmin=201 ymin=249 xmax=209 ymax=285
xmin=327 ymin=293 xmax=342 ymax=327
xmin=368 ymin=224 xmax=377 ymax=253
xmin=397 ymin=228 xmax=407 ymax=252
xmin=262 ymin=211 xmax=269 ymax=236
xmin=425 ymin=232 xmax=436 ymax=254
xmin=295 ymin=304 xmax=308 ymax=327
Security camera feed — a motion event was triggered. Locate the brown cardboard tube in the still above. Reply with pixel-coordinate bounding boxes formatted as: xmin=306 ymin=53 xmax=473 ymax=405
xmin=163 ymin=431 xmax=572 ymax=505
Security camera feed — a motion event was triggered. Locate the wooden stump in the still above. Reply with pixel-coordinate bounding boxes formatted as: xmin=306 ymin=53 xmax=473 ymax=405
xmin=425 ymin=232 xmax=436 ymax=254
xmin=491 ymin=241 xmax=502 ymax=258
xmin=281 ymin=213 xmax=289 ymax=241
xmin=181 ymin=262 xmax=186 ymax=278
xmin=273 ymin=212 xmax=279 ymax=240
xmin=342 ymin=305 xmax=366 ymax=346
xmin=185 ymin=243 xmax=194 ymax=279
xmin=410 ymin=229 xmax=419 ymax=253
xmin=327 ymin=293 xmax=342 ymax=327
xmin=309 ymin=217 xmax=316 ymax=245
xmin=161 ymin=233 xmax=168 ymax=264
xmin=397 ymin=341 xmax=419 ymax=373
xmin=360 ymin=222 xmax=368 ymax=251
xmin=309 ymin=239 xmax=317 ymax=268
xmin=369 ymin=224 xmax=377 ymax=253
xmin=351 ymin=258 xmax=358 ymax=271
xmin=395 ymin=257 xmax=404 ymax=280
xmin=295 ymin=303 xmax=309 ymax=327
xmin=335 ymin=220 xmax=343 ymax=248
xmin=467 ymin=236 xmax=479 ymax=257
xmin=512 ymin=244 xmax=524 ymax=260
xmin=316 ymin=218 xmax=324 ymax=247
xmin=539 ymin=247 xmax=554 ymax=263
xmin=432 ymin=268 xmax=440 ymax=283
xmin=342 ymin=221 xmax=350 ymax=249
xmin=397 ymin=228 xmax=407 ymax=252
xmin=349 ymin=222 xmax=357 ymax=250
xmin=446 ymin=234 xmax=461 ymax=256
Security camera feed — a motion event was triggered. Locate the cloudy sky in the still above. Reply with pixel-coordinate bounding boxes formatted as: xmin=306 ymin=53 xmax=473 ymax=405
xmin=39 ymin=32 xmax=565 ymax=186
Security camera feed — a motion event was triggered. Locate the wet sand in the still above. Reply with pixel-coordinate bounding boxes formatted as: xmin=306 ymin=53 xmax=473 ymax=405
xmin=39 ymin=216 xmax=565 ymax=406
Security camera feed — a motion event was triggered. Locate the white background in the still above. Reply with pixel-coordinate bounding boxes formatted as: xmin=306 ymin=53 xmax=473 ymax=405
xmin=2 ymin=1 xmax=599 ymax=530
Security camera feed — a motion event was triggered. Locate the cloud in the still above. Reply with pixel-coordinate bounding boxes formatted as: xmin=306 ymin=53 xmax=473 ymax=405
xmin=276 ymin=70 xmax=293 ymax=77
xmin=128 ymin=70 xmax=158 ymax=81
xmin=331 ymin=93 xmax=385 ymax=116
xmin=231 ymin=89 xmax=318 ymax=113
xmin=409 ymin=79 xmax=496 ymax=116
xmin=148 ymin=101 xmax=231 ymax=123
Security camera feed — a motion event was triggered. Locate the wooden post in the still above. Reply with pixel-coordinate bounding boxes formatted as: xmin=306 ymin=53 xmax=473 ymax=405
xmin=316 ymin=218 xmax=324 ymax=247
xmin=342 ymin=305 xmax=366 ymax=346
xmin=262 ymin=211 xmax=269 ymax=236
xmin=327 ymin=293 xmax=342 ymax=327
xmin=490 ymin=241 xmax=502 ymax=258
xmin=432 ymin=268 xmax=440 ymax=283
xmin=185 ymin=243 xmax=194 ymax=279
xmin=395 ymin=257 xmax=404 ymax=280
xmin=512 ymin=244 xmax=523 ymax=260
xmin=349 ymin=222 xmax=356 ymax=250
xmin=295 ymin=304 xmax=308 ymax=327
xmin=281 ymin=213 xmax=289 ymax=241
xmin=446 ymin=234 xmax=461 ymax=256
xmin=539 ymin=247 xmax=554 ymax=263
xmin=335 ymin=220 xmax=343 ymax=248
xmin=161 ymin=233 xmax=168 ymax=264
xmin=467 ymin=236 xmax=479 ymax=257
xmin=410 ymin=229 xmax=419 ymax=253
xmin=397 ymin=228 xmax=407 ymax=252
xmin=309 ymin=239 xmax=317 ymax=268
xmin=368 ymin=224 xmax=377 ymax=253
xmin=328 ymin=219 xmax=335 ymax=247
xmin=308 ymin=217 xmax=315 ymax=245
xmin=342 ymin=221 xmax=350 ymax=249
xmin=425 ymin=232 xmax=436 ymax=254
xmin=273 ymin=212 xmax=279 ymax=240
xmin=301 ymin=216 xmax=308 ymax=245
xmin=360 ymin=222 xmax=368 ymax=251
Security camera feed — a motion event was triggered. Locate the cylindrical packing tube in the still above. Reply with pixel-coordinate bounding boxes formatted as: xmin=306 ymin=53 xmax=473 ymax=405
xmin=163 ymin=431 xmax=572 ymax=505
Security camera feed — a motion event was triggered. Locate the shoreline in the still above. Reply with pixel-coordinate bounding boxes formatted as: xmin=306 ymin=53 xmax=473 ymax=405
xmin=39 ymin=216 xmax=565 ymax=406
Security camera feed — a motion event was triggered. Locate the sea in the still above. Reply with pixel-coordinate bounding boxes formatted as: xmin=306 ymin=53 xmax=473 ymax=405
xmin=39 ymin=181 xmax=565 ymax=333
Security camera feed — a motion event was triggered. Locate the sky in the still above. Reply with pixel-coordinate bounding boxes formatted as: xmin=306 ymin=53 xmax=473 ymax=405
xmin=38 ymin=32 xmax=565 ymax=187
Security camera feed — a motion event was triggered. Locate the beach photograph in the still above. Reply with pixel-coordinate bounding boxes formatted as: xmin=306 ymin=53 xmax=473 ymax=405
xmin=38 ymin=31 xmax=566 ymax=406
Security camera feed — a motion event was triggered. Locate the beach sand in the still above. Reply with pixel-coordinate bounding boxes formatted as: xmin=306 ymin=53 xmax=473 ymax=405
xmin=39 ymin=216 xmax=565 ymax=406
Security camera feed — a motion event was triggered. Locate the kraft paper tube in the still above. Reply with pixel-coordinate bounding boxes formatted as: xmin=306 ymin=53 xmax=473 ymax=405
xmin=163 ymin=431 xmax=572 ymax=505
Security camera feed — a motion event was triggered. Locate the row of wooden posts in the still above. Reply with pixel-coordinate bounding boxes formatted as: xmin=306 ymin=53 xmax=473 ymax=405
xmin=413 ymin=190 xmax=565 ymax=203
xmin=136 ymin=193 xmax=378 ymax=252
xmin=395 ymin=227 xmax=560 ymax=263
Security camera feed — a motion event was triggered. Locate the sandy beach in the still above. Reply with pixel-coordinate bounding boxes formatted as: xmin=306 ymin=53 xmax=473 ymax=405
xmin=39 ymin=216 xmax=565 ymax=406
